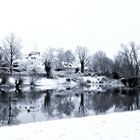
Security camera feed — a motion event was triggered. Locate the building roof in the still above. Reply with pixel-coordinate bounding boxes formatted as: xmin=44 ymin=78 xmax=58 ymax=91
xmin=29 ymin=51 xmax=40 ymax=56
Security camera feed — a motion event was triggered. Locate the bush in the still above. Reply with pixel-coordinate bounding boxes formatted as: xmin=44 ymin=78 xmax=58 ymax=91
xmin=15 ymin=76 xmax=24 ymax=90
xmin=120 ymin=78 xmax=127 ymax=86
xmin=87 ymin=79 xmax=91 ymax=83
xmin=78 ymin=79 xmax=88 ymax=87
xmin=55 ymin=68 xmax=64 ymax=71
xmin=75 ymin=67 xmax=79 ymax=73
xmin=29 ymin=75 xmax=40 ymax=87
xmin=66 ymin=78 xmax=71 ymax=82
xmin=0 ymin=73 xmax=9 ymax=85
xmin=112 ymin=71 xmax=120 ymax=79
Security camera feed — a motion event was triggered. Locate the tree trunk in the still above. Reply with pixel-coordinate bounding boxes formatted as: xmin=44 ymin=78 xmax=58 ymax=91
xmin=81 ymin=61 xmax=84 ymax=73
xmin=10 ymin=58 xmax=13 ymax=74
xmin=46 ymin=70 xmax=51 ymax=78
xmin=10 ymin=66 xmax=12 ymax=74
xmin=45 ymin=61 xmax=52 ymax=78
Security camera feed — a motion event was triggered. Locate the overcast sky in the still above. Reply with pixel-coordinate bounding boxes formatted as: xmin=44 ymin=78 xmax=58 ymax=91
xmin=0 ymin=0 xmax=140 ymax=58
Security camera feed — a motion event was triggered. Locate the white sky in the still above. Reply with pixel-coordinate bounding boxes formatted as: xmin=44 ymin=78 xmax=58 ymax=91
xmin=0 ymin=0 xmax=140 ymax=58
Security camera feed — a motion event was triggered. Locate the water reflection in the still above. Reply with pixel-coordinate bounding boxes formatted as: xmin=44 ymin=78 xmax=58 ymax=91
xmin=78 ymin=93 xmax=86 ymax=116
xmin=43 ymin=90 xmax=53 ymax=117
xmin=0 ymin=87 xmax=140 ymax=126
xmin=0 ymin=90 xmax=20 ymax=125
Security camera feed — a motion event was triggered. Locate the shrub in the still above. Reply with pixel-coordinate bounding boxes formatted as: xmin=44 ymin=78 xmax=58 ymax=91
xmin=75 ymin=67 xmax=79 ymax=73
xmin=15 ymin=76 xmax=24 ymax=89
xmin=87 ymin=79 xmax=91 ymax=83
xmin=0 ymin=73 xmax=9 ymax=85
xmin=29 ymin=75 xmax=40 ymax=87
xmin=66 ymin=78 xmax=71 ymax=82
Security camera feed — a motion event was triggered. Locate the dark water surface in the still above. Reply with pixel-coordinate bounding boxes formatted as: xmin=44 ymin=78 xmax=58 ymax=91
xmin=0 ymin=86 xmax=139 ymax=126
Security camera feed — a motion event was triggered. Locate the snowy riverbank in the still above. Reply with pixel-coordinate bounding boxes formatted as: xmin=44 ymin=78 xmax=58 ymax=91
xmin=0 ymin=111 xmax=140 ymax=140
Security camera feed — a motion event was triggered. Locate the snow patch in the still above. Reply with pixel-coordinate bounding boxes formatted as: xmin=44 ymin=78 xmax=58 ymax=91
xmin=8 ymin=77 xmax=15 ymax=85
xmin=0 ymin=111 xmax=140 ymax=140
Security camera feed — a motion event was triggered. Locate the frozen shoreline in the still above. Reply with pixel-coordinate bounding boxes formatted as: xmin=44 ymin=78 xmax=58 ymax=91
xmin=0 ymin=111 xmax=140 ymax=140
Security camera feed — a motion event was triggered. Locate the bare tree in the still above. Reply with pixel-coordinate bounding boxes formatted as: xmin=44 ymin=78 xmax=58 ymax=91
xmin=56 ymin=49 xmax=75 ymax=69
xmin=56 ymin=48 xmax=65 ymax=68
xmin=113 ymin=54 xmax=122 ymax=74
xmin=91 ymin=51 xmax=113 ymax=73
xmin=114 ymin=42 xmax=140 ymax=78
xmin=76 ymin=46 xmax=89 ymax=73
xmin=1 ymin=33 xmax=21 ymax=73
xmin=130 ymin=42 xmax=139 ymax=77
xmin=64 ymin=50 xmax=75 ymax=65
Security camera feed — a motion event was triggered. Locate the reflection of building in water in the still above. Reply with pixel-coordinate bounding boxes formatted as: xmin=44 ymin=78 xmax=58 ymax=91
xmin=15 ymin=90 xmax=46 ymax=124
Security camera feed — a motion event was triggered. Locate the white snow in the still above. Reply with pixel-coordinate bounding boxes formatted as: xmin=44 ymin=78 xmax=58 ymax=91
xmin=0 ymin=78 xmax=2 ymax=83
xmin=35 ymin=78 xmax=77 ymax=90
xmin=37 ymin=78 xmax=59 ymax=86
xmin=8 ymin=77 xmax=15 ymax=85
xmin=0 ymin=111 xmax=140 ymax=140
xmin=2 ymin=75 xmax=123 ymax=92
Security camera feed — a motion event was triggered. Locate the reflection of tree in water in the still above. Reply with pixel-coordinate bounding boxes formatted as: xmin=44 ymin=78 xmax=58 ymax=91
xmin=0 ymin=90 xmax=20 ymax=125
xmin=44 ymin=90 xmax=53 ymax=117
xmin=0 ymin=87 xmax=49 ymax=126
xmin=29 ymin=88 xmax=43 ymax=100
xmin=55 ymin=94 xmax=75 ymax=118
xmin=78 ymin=93 xmax=87 ymax=116
xmin=0 ymin=85 xmax=140 ymax=126
xmin=7 ymin=93 xmax=12 ymax=124
xmin=92 ymin=88 xmax=140 ymax=114
xmin=115 ymin=88 xmax=139 ymax=111
xmin=111 ymin=88 xmax=137 ymax=111
xmin=92 ymin=91 xmax=112 ymax=114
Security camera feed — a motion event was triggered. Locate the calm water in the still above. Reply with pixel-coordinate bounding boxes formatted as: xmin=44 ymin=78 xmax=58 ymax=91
xmin=0 ymin=86 xmax=140 ymax=126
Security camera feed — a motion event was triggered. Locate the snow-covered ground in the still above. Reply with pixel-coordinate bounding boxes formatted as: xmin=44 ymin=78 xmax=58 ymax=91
xmin=82 ymin=76 xmax=123 ymax=87
xmin=0 ymin=111 xmax=140 ymax=140
xmin=1 ymin=75 xmax=123 ymax=92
